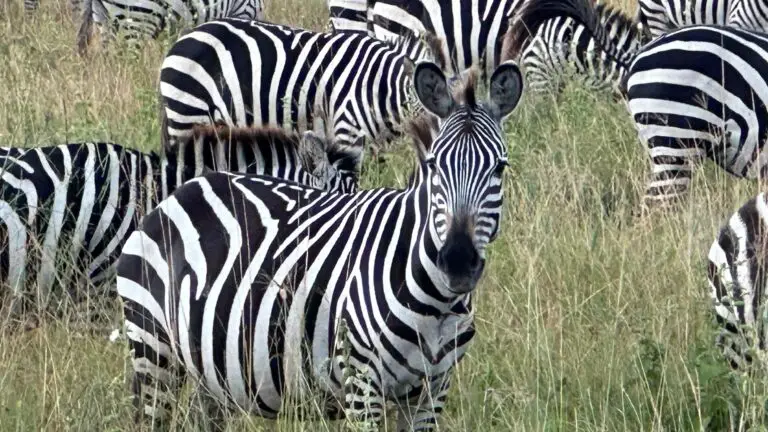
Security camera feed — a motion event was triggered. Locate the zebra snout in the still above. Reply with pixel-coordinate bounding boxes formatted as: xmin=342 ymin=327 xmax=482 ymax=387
xmin=436 ymin=230 xmax=484 ymax=293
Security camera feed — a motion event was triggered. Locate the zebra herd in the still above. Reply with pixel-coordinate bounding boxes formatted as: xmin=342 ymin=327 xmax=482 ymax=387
xmin=11 ymin=0 xmax=768 ymax=428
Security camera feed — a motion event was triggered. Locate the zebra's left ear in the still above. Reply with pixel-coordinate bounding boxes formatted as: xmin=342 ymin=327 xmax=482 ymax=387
xmin=488 ymin=60 xmax=524 ymax=120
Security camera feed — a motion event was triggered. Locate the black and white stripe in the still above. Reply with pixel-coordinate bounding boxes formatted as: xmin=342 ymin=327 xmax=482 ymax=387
xmin=507 ymin=0 xmax=768 ymax=209
xmin=626 ymin=25 xmax=768 ymax=208
xmin=160 ymin=18 xmax=439 ymax=158
xmin=117 ymin=60 xmax=523 ymax=429
xmin=368 ymin=0 xmax=523 ymax=77
xmin=74 ymin=0 xmax=264 ymax=54
xmin=328 ymin=0 xmax=372 ymax=32
xmin=502 ymin=1 xmax=645 ymax=94
xmin=0 ymin=127 xmax=357 ymax=313
xmin=636 ymin=0 xmax=768 ymax=40
xmin=708 ymin=192 xmax=768 ymax=370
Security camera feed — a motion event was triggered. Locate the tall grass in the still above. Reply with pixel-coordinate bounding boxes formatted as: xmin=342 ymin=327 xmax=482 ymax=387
xmin=0 ymin=0 xmax=765 ymax=430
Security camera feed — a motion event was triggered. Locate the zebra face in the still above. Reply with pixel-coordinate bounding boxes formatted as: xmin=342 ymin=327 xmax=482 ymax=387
xmin=413 ymin=60 xmax=523 ymax=294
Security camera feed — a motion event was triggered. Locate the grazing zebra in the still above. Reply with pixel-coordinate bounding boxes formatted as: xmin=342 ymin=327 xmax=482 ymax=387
xmin=0 ymin=126 xmax=358 ymax=315
xmin=501 ymin=1 xmax=645 ymax=94
xmin=160 ymin=18 xmax=443 ymax=158
xmin=116 ymin=59 xmax=523 ymax=429
xmin=513 ymin=0 xmax=768 ymax=209
xmin=636 ymin=0 xmax=768 ymax=40
xmin=708 ymin=192 xmax=768 ymax=370
xmin=74 ymin=0 xmax=265 ymax=54
xmin=328 ymin=0 xmax=371 ymax=32
xmin=368 ymin=0 xmax=522 ymax=78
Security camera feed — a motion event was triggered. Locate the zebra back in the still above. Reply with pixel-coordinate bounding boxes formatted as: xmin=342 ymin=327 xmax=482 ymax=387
xmin=159 ymin=18 xmax=440 ymax=156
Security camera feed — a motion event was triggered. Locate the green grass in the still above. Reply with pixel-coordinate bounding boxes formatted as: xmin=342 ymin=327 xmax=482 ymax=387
xmin=1 ymin=0 xmax=767 ymax=430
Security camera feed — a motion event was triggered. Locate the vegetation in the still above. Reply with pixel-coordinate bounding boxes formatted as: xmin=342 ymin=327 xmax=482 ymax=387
xmin=1 ymin=0 xmax=766 ymax=430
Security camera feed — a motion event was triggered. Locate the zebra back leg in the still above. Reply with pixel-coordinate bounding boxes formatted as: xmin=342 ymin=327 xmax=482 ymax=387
xmin=640 ymin=135 xmax=704 ymax=212
xmin=124 ymin=302 xmax=185 ymax=427
xmin=395 ymin=372 xmax=452 ymax=432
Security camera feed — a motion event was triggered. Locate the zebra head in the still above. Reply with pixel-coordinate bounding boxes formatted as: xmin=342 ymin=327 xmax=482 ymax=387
xmin=412 ymin=60 xmax=523 ymax=294
xmin=300 ymin=131 xmax=362 ymax=194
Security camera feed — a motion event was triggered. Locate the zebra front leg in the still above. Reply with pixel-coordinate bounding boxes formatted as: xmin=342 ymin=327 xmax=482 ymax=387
xmin=343 ymin=367 xmax=386 ymax=431
xmin=395 ymin=372 xmax=451 ymax=432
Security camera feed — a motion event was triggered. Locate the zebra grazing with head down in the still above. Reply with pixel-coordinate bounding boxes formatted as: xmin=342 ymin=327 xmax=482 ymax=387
xmin=708 ymin=192 xmax=768 ymax=370
xmin=0 ymin=126 xmax=357 ymax=316
xmin=160 ymin=18 xmax=443 ymax=158
xmin=365 ymin=0 xmax=522 ymax=78
xmin=636 ymin=0 xmax=768 ymax=40
xmin=73 ymin=0 xmax=264 ymax=54
xmin=501 ymin=1 xmax=646 ymax=94
xmin=518 ymin=0 xmax=768 ymax=210
xmin=116 ymin=59 xmax=523 ymax=430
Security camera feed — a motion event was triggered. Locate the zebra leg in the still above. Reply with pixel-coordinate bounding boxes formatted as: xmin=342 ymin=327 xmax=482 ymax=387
xmin=343 ymin=367 xmax=386 ymax=431
xmin=641 ymin=141 xmax=704 ymax=212
xmin=395 ymin=372 xmax=451 ymax=432
xmin=125 ymin=309 xmax=184 ymax=427
xmin=194 ymin=386 xmax=230 ymax=431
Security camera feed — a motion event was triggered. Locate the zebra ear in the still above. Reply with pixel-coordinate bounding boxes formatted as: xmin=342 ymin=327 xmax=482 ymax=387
xmin=413 ymin=61 xmax=455 ymax=118
xmin=299 ymin=131 xmax=330 ymax=176
xmin=488 ymin=60 xmax=524 ymax=120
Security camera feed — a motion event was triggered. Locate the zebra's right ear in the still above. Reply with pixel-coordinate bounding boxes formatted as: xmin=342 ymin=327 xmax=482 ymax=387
xmin=413 ymin=61 xmax=455 ymax=118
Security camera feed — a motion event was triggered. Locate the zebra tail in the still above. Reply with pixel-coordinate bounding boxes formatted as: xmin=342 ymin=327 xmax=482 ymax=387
xmin=76 ymin=0 xmax=94 ymax=56
xmin=502 ymin=0 xmax=628 ymax=68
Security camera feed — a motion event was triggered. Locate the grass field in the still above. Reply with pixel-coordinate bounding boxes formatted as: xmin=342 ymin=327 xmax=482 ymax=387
xmin=1 ymin=0 xmax=767 ymax=430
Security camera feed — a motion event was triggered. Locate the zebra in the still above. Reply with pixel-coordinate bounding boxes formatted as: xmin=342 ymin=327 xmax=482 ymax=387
xmin=116 ymin=59 xmax=523 ymax=429
xmin=708 ymin=192 xmax=768 ymax=370
xmin=635 ymin=0 xmax=768 ymax=41
xmin=367 ymin=0 xmax=523 ymax=78
xmin=328 ymin=0 xmax=372 ymax=32
xmin=0 ymin=126 xmax=358 ymax=316
xmin=510 ymin=0 xmax=768 ymax=210
xmin=159 ymin=18 xmax=444 ymax=159
xmin=500 ymin=1 xmax=646 ymax=94
xmin=74 ymin=0 xmax=265 ymax=55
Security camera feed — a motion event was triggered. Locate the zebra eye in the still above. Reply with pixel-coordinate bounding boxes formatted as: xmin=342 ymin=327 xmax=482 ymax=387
xmin=494 ymin=160 xmax=508 ymax=176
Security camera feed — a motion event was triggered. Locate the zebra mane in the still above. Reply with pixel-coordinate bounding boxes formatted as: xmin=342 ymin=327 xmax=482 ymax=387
xmin=406 ymin=114 xmax=438 ymax=160
xmin=186 ymin=123 xmax=303 ymax=149
xmin=501 ymin=0 xmax=626 ymax=64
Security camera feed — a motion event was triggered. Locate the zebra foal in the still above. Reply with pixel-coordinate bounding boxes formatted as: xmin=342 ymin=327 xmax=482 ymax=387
xmin=0 ymin=126 xmax=357 ymax=316
xmin=117 ymin=59 xmax=523 ymax=429
xmin=160 ymin=18 xmax=442 ymax=158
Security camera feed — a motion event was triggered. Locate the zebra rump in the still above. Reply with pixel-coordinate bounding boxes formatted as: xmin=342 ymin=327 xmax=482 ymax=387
xmin=0 ymin=127 xmax=358 ymax=316
xmin=708 ymin=192 xmax=768 ymax=370
xmin=635 ymin=0 xmax=768 ymax=41
xmin=501 ymin=0 xmax=644 ymax=94
xmin=116 ymin=59 xmax=523 ymax=429
xmin=626 ymin=25 xmax=768 ymax=208
xmin=159 ymin=18 xmax=442 ymax=158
